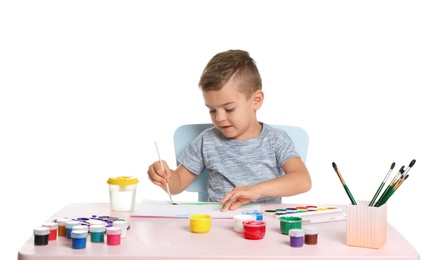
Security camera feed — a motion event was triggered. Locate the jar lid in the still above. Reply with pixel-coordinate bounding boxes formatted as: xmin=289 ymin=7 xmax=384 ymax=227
xmin=87 ymin=219 xmax=106 ymax=226
xmin=106 ymin=227 xmax=122 ymax=235
xmin=71 ymin=230 xmax=88 ymax=239
xmin=56 ymin=218 xmax=72 ymax=225
xmin=34 ymin=227 xmax=50 ymax=236
xmin=304 ymin=226 xmax=319 ymax=235
xmin=90 ymin=224 xmax=106 ymax=232
xmin=42 ymin=222 xmax=58 ymax=230
xmin=65 ymin=220 xmax=81 ymax=228
xmin=112 ymin=220 xmax=128 ymax=228
xmin=107 ymin=176 xmax=139 ymax=185
xmin=289 ymin=228 xmax=305 ymax=237
xmin=72 ymin=225 xmax=89 ymax=231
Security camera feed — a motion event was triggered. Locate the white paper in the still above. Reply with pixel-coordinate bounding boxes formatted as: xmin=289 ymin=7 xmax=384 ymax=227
xmin=131 ymin=200 xmax=261 ymax=219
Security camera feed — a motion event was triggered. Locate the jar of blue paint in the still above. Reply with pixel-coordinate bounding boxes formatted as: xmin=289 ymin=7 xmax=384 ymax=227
xmin=242 ymin=210 xmax=263 ymax=220
xmin=71 ymin=230 xmax=88 ymax=249
xmin=65 ymin=220 xmax=81 ymax=239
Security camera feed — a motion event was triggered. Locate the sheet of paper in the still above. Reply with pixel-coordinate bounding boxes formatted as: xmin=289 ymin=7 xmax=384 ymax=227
xmin=131 ymin=200 xmax=261 ymax=219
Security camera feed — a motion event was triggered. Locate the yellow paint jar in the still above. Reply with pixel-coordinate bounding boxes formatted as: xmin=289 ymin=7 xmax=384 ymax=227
xmin=189 ymin=214 xmax=211 ymax=233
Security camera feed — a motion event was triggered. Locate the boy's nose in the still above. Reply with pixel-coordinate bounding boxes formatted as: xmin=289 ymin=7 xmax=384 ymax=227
xmin=215 ymin=111 xmax=226 ymax=122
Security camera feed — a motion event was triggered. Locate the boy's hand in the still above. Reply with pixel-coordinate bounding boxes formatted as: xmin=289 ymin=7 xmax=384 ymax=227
xmin=220 ymin=186 xmax=260 ymax=212
xmin=147 ymin=160 xmax=171 ymax=189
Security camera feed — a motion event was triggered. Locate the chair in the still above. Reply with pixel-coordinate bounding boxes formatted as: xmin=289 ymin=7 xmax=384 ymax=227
xmin=173 ymin=124 xmax=309 ymax=202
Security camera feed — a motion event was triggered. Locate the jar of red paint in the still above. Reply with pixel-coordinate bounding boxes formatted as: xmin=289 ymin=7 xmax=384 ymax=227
xmin=242 ymin=220 xmax=266 ymax=240
xmin=106 ymin=227 xmax=122 ymax=246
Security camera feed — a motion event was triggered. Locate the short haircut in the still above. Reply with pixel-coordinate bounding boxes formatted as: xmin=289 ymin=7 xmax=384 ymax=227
xmin=198 ymin=50 xmax=262 ymax=99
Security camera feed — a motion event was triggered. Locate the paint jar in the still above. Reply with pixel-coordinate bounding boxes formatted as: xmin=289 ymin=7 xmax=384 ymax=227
xmin=65 ymin=220 xmax=81 ymax=239
xmin=107 ymin=176 xmax=139 ymax=211
xmin=242 ymin=220 xmax=266 ymax=240
xmin=42 ymin=222 xmax=58 ymax=241
xmin=189 ymin=214 xmax=212 ymax=233
xmin=279 ymin=216 xmax=302 ymax=235
xmin=106 ymin=227 xmax=122 ymax=246
xmin=56 ymin=218 xmax=72 ymax=237
xmin=71 ymin=230 xmax=88 ymax=249
xmin=90 ymin=224 xmax=106 ymax=243
xmin=233 ymin=214 xmax=257 ymax=233
xmin=34 ymin=227 xmax=50 ymax=246
xmin=112 ymin=220 xmax=129 ymax=238
xmin=73 ymin=224 xmax=89 ymax=234
xmin=289 ymin=229 xmax=305 ymax=247
xmin=87 ymin=219 xmax=106 ymax=226
xmin=242 ymin=210 xmax=263 ymax=220
xmin=304 ymin=226 xmax=319 ymax=245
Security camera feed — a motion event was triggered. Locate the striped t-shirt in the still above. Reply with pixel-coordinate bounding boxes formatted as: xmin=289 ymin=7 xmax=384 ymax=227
xmin=178 ymin=122 xmax=300 ymax=203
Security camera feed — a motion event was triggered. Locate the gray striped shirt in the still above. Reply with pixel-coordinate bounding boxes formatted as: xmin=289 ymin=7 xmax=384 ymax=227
xmin=178 ymin=122 xmax=300 ymax=203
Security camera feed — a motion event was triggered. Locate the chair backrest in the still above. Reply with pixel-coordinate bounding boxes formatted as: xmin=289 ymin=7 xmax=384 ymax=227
xmin=173 ymin=124 xmax=309 ymax=202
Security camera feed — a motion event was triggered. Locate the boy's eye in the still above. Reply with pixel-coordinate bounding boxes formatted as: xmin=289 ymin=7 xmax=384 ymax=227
xmin=225 ymin=108 xmax=234 ymax=112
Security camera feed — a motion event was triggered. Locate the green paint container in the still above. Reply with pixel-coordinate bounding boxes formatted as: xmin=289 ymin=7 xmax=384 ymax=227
xmin=279 ymin=216 xmax=302 ymax=235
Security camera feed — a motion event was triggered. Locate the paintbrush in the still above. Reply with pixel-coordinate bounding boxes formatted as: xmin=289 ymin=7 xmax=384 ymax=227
xmin=374 ymin=159 xmax=416 ymax=207
xmin=368 ymin=162 xmax=396 ymax=206
xmin=332 ymin=162 xmax=357 ymax=205
xmin=373 ymin=165 xmax=405 ymax=207
xmin=155 ymin=141 xmax=175 ymax=205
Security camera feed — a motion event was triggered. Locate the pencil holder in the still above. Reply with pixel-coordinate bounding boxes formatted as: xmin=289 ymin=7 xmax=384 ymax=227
xmin=346 ymin=200 xmax=387 ymax=249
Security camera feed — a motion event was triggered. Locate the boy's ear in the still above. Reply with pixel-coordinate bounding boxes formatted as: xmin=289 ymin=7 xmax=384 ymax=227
xmin=253 ymin=90 xmax=264 ymax=110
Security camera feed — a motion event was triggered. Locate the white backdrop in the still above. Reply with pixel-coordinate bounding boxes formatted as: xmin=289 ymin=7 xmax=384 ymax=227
xmin=1 ymin=0 xmax=438 ymax=259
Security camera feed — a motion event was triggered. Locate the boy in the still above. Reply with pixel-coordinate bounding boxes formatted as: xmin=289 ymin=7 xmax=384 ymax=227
xmin=147 ymin=49 xmax=311 ymax=211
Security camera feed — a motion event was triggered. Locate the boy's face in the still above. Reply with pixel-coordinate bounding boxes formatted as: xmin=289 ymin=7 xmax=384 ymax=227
xmin=203 ymin=79 xmax=264 ymax=140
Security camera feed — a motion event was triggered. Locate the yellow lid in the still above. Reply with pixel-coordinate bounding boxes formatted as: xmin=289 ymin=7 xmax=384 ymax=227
xmin=107 ymin=176 xmax=139 ymax=185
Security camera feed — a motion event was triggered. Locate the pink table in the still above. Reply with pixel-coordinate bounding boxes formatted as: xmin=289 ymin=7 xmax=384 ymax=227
xmin=18 ymin=203 xmax=420 ymax=260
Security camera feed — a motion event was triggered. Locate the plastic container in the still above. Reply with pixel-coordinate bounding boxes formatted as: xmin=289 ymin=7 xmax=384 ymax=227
xmin=189 ymin=214 xmax=211 ymax=233
xmin=107 ymin=176 xmax=139 ymax=211
xmin=56 ymin=218 xmax=72 ymax=237
xmin=65 ymin=220 xmax=81 ymax=239
xmin=33 ymin=227 xmax=50 ymax=246
xmin=112 ymin=220 xmax=129 ymax=238
xmin=106 ymin=227 xmax=122 ymax=246
xmin=304 ymin=226 xmax=319 ymax=245
xmin=71 ymin=230 xmax=88 ymax=249
xmin=72 ymin=225 xmax=89 ymax=233
xmin=346 ymin=200 xmax=387 ymax=249
xmin=279 ymin=216 xmax=302 ymax=235
xmin=242 ymin=210 xmax=263 ymax=220
xmin=242 ymin=220 xmax=266 ymax=240
xmin=90 ymin=224 xmax=106 ymax=243
xmin=42 ymin=222 xmax=58 ymax=240
xmin=233 ymin=214 xmax=257 ymax=233
xmin=289 ymin=229 xmax=305 ymax=247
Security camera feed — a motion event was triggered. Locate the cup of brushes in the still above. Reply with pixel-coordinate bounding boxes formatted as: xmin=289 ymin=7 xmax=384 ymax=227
xmin=332 ymin=159 xmax=416 ymax=249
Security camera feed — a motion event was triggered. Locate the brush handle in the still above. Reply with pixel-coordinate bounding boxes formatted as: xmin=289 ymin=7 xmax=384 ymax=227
xmin=343 ymin=185 xmax=357 ymax=205
xmin=368 ymin=182 xmax=385 ymax=206
xmin=374 ymin=184 xmax=393 ymax=207
xmin=375 ymin=188 xmax=396 ymax=207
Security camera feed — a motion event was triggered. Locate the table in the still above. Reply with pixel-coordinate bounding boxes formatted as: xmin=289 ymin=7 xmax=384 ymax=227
xmin=18 ymin=203 xmax=420 ymax=260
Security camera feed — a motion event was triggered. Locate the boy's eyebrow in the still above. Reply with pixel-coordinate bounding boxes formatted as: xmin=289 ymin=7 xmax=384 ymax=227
xmin=205 ymin=102 xmax=236 ymax=108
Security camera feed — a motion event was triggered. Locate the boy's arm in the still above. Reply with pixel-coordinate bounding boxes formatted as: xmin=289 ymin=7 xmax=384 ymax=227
xmin=263 ymin=156 xmax=312 ymax=196
xmin=169 ymin=164 xmax=198 ymax=194
xmin=148 ymin=160 xmax=198 ymax=195
xmin=220 ymin=157 xmax=312 ymax=211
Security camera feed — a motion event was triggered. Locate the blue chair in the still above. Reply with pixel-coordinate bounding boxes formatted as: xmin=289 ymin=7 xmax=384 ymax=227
xmin=173 ymin=124 xmax=309 ymax=202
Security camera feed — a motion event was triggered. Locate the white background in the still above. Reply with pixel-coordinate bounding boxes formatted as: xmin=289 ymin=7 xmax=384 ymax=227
xmin=1 ymin=0 xmax=438 ymax=259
